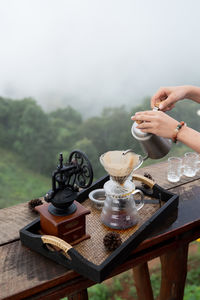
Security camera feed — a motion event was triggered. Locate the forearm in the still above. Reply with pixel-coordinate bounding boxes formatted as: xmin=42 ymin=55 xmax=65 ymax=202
xmin=185 ymin=85 xmax=200 ymax=103
xmin=177 ymin=126 xmax=200 ymax=153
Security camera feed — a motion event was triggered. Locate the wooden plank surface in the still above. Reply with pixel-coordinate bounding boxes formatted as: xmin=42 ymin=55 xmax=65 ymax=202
xmin=0 ymin=203 xmax=38 ymax=246
xmin=1 ymin=161 xmax=200 ymax=299
xmin=152 ymin=178 xmax=200 ymax=234
xmin=1 ymin=176 xmax=200 ymax=299
xmin=0 ymin=240 xmax=77 ymax=300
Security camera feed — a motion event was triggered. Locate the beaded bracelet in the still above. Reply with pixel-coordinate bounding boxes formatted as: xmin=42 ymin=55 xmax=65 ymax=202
xmin=172 ymin=121 xmax=185 ymax=143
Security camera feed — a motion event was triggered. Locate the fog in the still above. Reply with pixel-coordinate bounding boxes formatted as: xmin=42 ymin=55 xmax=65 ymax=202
xmin=1 ymin=0 xmax=200 ymax=116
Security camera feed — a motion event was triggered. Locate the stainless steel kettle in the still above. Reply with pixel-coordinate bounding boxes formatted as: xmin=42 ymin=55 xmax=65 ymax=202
xmin=131 ymin=107 xmax=172 ymax=160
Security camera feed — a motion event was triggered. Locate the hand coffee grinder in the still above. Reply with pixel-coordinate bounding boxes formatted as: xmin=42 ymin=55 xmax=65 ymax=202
xmin=35 ymin=150 xmax=93 ymax=245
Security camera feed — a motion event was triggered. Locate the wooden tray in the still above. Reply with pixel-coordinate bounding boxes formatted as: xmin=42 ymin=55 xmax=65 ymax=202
xmin=20 ymin=174 xmax=179 ymax=283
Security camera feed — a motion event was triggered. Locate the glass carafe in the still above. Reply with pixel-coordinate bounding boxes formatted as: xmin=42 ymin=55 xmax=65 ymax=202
xmin=101 ymin=178 xmax=144 ymax=229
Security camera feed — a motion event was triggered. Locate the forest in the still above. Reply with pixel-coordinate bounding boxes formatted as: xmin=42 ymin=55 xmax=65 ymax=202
xmin=0 ymin=96 xmax=199 ymax=207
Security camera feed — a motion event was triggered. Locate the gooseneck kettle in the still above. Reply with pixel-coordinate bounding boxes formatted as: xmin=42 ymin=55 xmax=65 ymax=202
xmin=131 ymin=106 xmax=172 ymax=160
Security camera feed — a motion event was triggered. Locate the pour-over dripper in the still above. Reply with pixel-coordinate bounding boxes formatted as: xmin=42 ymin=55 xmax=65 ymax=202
xmin=100 ymin=150 xmax=143 ymax=184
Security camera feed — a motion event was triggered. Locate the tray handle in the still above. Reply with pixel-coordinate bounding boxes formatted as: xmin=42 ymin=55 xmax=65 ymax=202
xmin=132 ymin=174 xmax=155 ymax=189
xmin=41 ymin=235 xmax=72 ymax=257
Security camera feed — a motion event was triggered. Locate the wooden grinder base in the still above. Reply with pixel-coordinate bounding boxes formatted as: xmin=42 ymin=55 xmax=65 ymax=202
xmin=35 ymin=201 xmax=91 ymax=245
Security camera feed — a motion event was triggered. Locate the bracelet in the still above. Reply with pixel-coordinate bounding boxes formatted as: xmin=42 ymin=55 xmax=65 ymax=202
xmin=172 ymin=121 xmax=185 ymax=143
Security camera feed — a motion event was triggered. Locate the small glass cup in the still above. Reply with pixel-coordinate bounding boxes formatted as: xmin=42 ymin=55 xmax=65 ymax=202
xmin=167 ymin=157 xmax=182 ymax=183
xmin=195 ymin=154 xmax=200 ymax=174
xmin=183 ymin=152 xmax=199 ymax=177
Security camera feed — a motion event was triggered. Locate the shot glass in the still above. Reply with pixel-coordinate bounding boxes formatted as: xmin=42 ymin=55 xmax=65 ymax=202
xmin=183 ymin=152 xmax=199 ymax=177
xmin=167 ymin=157 xmax=182 ymax=183
xmin=196 ymin=154 xmax=200 ymax=174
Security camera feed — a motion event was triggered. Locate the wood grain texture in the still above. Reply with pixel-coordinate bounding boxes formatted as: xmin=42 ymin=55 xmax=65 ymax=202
xmin=68 ymin=290 xmax=88 ymax=300
xmin=0 ymin=203 xmax=38 ymax=246
xmin=133 ymin=262 xmax=154 ymax=300
xmin=0 ymin=240 xmax=75 ymax=300
xmin=1 ymin=226 xmax=199 ymax=299
xmin=159 ymin=244 xmax=189 ymax=300
xmin=26 ymin=276 xmax=93 ymax=300
xmin=1 ymin=161 xmax=200 ymax=299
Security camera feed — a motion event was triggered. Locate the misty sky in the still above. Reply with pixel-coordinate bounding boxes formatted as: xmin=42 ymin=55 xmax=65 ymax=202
xmin=1 ymin=0 xmax=200 ymax=116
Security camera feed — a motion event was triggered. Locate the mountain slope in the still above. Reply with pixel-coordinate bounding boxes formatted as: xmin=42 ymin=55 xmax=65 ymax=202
xmin=0 ymin=148 xmax=50 ymax=208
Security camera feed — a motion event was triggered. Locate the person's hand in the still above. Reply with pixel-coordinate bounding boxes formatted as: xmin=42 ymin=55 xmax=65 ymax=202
xmin=151 ymin=86 xmax=189 ymax=111
xmin=131 ymin=111 xmax=179 ymax=139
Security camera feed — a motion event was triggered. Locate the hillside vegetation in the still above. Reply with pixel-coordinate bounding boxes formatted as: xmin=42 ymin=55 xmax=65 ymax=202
xmin=0 ymin=96 xmax=199 ymax=208
xmin=0 ymin=148 xmax=49 ymax=208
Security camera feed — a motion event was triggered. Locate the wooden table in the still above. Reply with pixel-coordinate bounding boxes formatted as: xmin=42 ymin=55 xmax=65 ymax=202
xmin=1 ymin=160 xmax=200 ymax=300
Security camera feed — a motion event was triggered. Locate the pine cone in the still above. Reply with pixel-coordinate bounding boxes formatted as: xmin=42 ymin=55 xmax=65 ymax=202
xmin=28 ymin=198 xmax=43 ymax=212
xmin=142 ymin=172 xmax=154 ymax=189
xmin=103 ymin=232 xmax=122 ymax=251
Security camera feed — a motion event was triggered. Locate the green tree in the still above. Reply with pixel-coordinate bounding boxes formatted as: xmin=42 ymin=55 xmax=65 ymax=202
xmin=80 ymin=106 xmax=141 ymax=159
xmin=101 ymin=106 xmax=139 ymax=152
xmin=13 ymin=100 xmax=57 ymax=173
xmin=49 ymin=106 xmax=83 ymax=153
xmin=79 ymin=116 xmax=106 ymax=156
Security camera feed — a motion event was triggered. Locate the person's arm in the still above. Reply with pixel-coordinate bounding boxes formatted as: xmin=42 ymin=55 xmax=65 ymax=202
xmin=131 ymin=111 xmax=200 ymax=153
xmin=185 ymin=85 xmax=200 ymax=103
xmin=176 ymin=125 xmax=200 ymax=153
xmin=151 ymin=85 xmax=200 ymax=111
